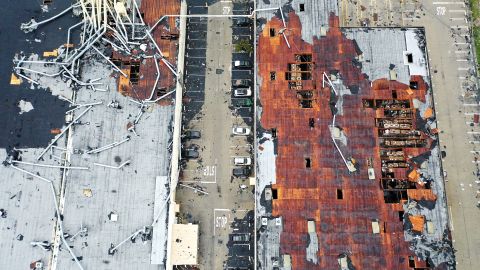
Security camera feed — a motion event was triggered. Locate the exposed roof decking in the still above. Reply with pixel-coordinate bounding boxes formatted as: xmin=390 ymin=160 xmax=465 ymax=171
xmin=256 ymin=11 xmax=454 ymax=269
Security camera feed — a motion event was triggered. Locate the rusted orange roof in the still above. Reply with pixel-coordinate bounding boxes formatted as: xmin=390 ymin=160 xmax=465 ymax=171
xmin=408 ymin=215 xmax=425 ymax=233
xmin=408 ymin=170 xmax=420 ymax=181
xmin=423 ymin=107 xmax=433 ymax=119
xmin=407 ymin=189 xmax=437 ymax=201
xmin=258 ymin=12 xmax=437 ymax=269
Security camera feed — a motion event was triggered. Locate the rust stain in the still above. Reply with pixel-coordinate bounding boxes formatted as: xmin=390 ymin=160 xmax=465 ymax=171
xmin=258 ymin=12 xmax=443 ymax=269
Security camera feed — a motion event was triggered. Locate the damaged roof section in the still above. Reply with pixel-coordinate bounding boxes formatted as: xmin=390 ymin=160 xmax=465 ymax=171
xmin=113 ymin=0 xmax=179 ymax=102
xmin=256 ymin=7 xmax=454 ymax=270
xmin=1 ymin=0 xmax=181 ymax=269
xmin=256 ymin=0 xmax=338 ymax=43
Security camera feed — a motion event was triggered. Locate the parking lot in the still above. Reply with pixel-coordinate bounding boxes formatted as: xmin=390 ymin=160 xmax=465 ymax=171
xmin=176 ymin=0 xmax=255 ymax=269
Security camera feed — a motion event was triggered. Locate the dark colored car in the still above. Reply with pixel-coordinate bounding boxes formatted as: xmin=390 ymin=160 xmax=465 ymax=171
xmin=233 ymin=79 xmax=251 ymax=88
xmin=230 ymin=233 xmax=251 ymax=242
xmin=232 ymin=98 xmax=253 ymax=107
xmin=235 ymin=17 xmax=252 ymax=26
xmin=183 ymin=130 xmax=201 ymax=139
xmin=232 ymin=167 xmax=251 ymax=178
xmin=182 ymin=149 xmax=199 ymax=159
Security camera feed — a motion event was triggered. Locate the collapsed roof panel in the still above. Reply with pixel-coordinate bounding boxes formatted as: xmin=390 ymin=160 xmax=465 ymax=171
xmin=256 ymin=8 xmax=454 ymax=270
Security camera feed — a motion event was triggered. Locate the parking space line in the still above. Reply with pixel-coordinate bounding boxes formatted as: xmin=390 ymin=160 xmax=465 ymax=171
xmin=433 ymin=2 xmax=465 ymax=6
xmin=185 ymin=74 xmax=205 ymax=77
xmin=449 ymin=10 xmax=466 ymax=13
xmin=456 ymin=59 xmax=469 ymax=62
xmin=181 ymin=180 xmax=217 ymax=184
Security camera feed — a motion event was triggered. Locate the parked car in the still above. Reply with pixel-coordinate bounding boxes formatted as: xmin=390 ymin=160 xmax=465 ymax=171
xmin=234 ymin=88 xmax=252 ymax=97
xmin=234 ymin=60 xmax=252 ymax=68
xmin=232 ymin=167 xmax=251 ymax=178
xmin=232 ymin=98 xmax=253 ymax=107
xmin=182 ymin=149 xmax=199 ymax=159
xmin=231 ymin=233 xmax=251 ymax=242
xmin=233 ymin=79 xmax=251 ymax=88
xmin=185 ymin=144 xmax=200 ymax=150
xmin=232 ymin=126 xmax=251 ymax=136
xmin=183 ymin=130 xmax=201 ymax=139
xmin=234 ymin=157 xmax=251 ymax=166
xmin=235 ymin=17 xmax=252 ymax=26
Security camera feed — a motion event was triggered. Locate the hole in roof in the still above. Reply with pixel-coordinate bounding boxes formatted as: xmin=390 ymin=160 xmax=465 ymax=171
xmin=336 ymin=189 xmax=343 ymax=200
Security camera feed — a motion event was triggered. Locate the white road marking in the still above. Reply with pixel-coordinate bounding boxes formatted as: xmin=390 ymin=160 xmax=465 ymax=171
xmin=433 ymin=2 xmax=465 ymax=6
xmin=451 ymin=25 xmax=469 ymax=29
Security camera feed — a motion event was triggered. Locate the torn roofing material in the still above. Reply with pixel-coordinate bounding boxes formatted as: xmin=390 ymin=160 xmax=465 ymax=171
xmin=256 ymin=8 xmax=454 ymax=270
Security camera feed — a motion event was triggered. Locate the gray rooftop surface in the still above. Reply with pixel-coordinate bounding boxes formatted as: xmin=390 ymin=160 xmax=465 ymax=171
xmin=257 ymin=0 xmax=338 ymax=43
xmin=56 ymin=60 xmax=174 ymax=270
xmin=342 ymin=28 xmax=412 ymax=84
xmin=1 ymin=54 xmax=174 ymax=270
